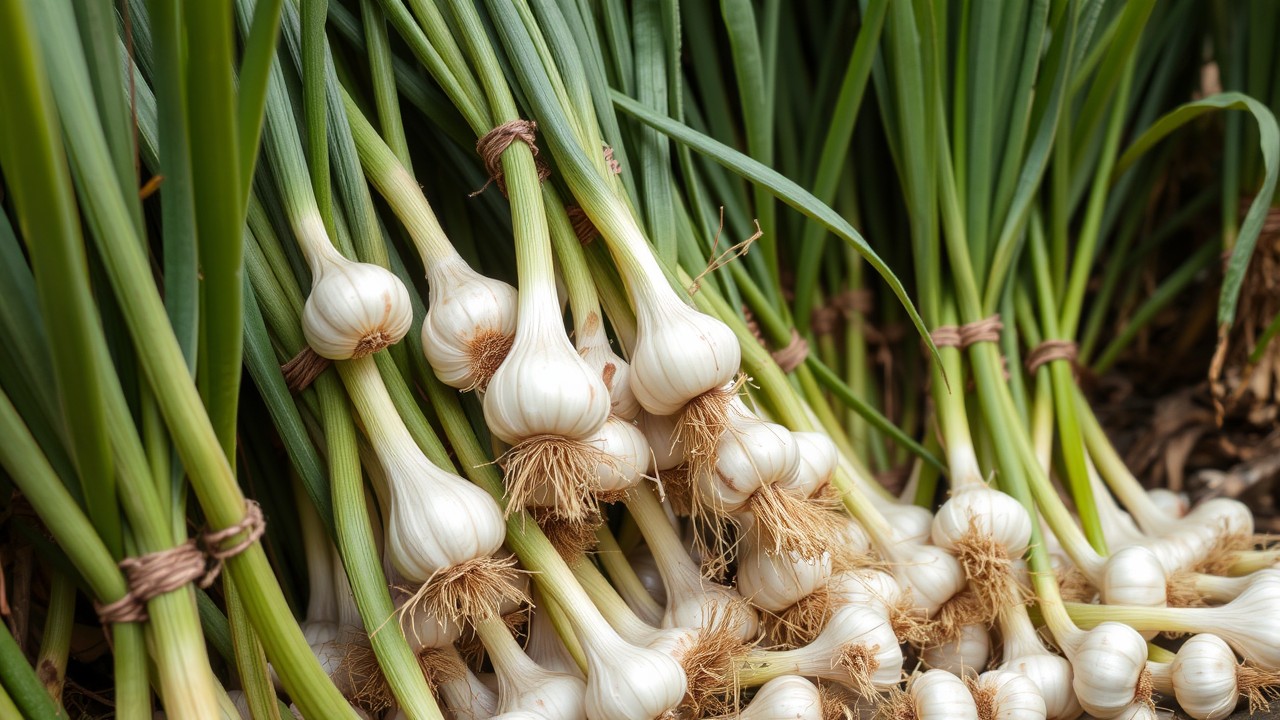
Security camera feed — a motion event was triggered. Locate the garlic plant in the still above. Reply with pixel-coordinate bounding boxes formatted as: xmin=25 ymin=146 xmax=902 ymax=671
xmin=735 ymin=676 xmax=823 ymax=720
xmin=473 ymin=615 xmax=587 ymax=719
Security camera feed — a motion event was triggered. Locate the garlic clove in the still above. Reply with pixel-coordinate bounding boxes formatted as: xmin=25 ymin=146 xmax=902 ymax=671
xmin=1070 ymin=622 xmax=1149 ymax=719
xmin=630 ymin=295 xmax=740 ymax=417
xmin=973 ymin=670 xmax=1047 ymax=720
xmin=421 ymin=256 xmax=517 ymax=391
xmin=739 ymin=676 xmax=824 ymax=720
xmin=303 ymin=255 xmax=413 ymax=360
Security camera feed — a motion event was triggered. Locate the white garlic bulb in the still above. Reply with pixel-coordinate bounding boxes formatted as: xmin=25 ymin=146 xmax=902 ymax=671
xmin=383 ymin=444 xmax=506 ymax=582
xmin=701 ymin=409 xmax=799 ymax=513
xmin=489 ymin=636 xmax=586 ymax=719
xmin=1070 ymin=622 xmax=1149 ymax=719
xmin=739 ymin=676 xmax=823 ymax=720
xmin=931 ymin=485 xmax=1032 ymax=558
xmin=1182 ymin=569 xmax=1280 ymax=668
xmin=302 ymin=249 xmax=413 ymax=360
xmin=751 ymin=605 xmax=903 ymax=693
xmin=1100 ymin=546 xmax=1167 ymax=640
xmin=973 ymin=670 xmax=1047 ymax=720
xmin=835 ymin=515 xmax=873 ymax=557
xmin=737 ymin=523 xmax=833 ymax=612
xmin=586 ymin=416 xmax=650 ymax=495
xmin=580 ymin=630 xmax=687 ymax=720
xmin=483 ymin=303 xmax=611 ymax=443
xmin=1146 ymin=488 xmax=1188 ymax=519
xmin=638 ymin=411 xmax=685 ymax=472
xmin=999 ymin=606 xmax=1081 ymax=720
xmin=921 ymin=624 xmax=990 ymax=677
xmin=525 ymin=596 xmax=584 ymax=679
xmin=780 ymin=432 xmax=839 ymax=498
xmin=826 ymin=569 xmax=903 ymax=618
xmin=394 ymin=589 xmax=462 ymax=651
xmin=887 ymin=543 xmax=966 ymax=618
xmin=908 ymin=669 xmax=978 ymax=720
xmin=439 ymin=665 xmax=499 ymax=720
xmin=421 ymin=255 xmax=517 ymax=391
xmin=630 ymin=292 xmax=740 ymax=416
xmin=877 ymin=499 xmax=935 ymax=545
xmin=1169 ymin=634 xmax=1238 ymax=720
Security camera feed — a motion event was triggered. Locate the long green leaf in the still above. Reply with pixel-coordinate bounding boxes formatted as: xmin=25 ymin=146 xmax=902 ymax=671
xmin=610 ymin=90 xmax=941 ymax=368
xmin=1113 ymin=92 xmax=1280 ymax=327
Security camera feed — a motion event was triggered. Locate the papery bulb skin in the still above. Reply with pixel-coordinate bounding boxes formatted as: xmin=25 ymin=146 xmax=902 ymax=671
xmin=440 ymin=667 xmax=500 ymax=720
xmin=781 ymin=432 xmax=838 ymax=498
xmin=739 ymin=676 xmax=823 ymax=720
xmin=1185 ymin=497 xmax=1254 ymax=538
xmin=1070 ymin=622 xmax=1149 ymax=719
xmin=890 ymin=543 xmax=966 ymax=618
xmin=931 ymin=486 xmax=1033 ymax=557
xmin=581 ymin=633 xmax=687 ymax=720
xmin=1001 ymin=653 xmax=1080 ymax=720
xmin=630 ymin=295 xmax=740 ymax=416
xmin=1199 ymin=569 xmax=1280 ymax=668
xmin=738 ymin=536 xmax=833 ymax=612
xmin=496 ymin=662 xmax=586 ymax=720
xmin=827 ymin=569 xmax=903 ymax=617
xmin=526 ymin=601 xmax=585 ymax=679
xmin=421 ymin=256 xmax=517 ymax=391
xmin=1101 ymin=546 xmax=1167 ymax=639
xmin=1111 ymin=703 xmax=1158 ymax=720
xmin=701 ymin=414 xmax=799 ymax=512
xmin=792 ymin=605 xmax=903 ymax=691
xmin=303 ymin=256 xmax=413 ymax=360
xmin=974 ymin=670 xmax=1047 ymax=720
xmin=921 ymin=624 xmax=990 ymax=677
xmin=395 ymin=600 xmax=461 ymax=651
xmin=658 ymin=547 xmax=758 ymax=641
xmin=483 ymin=307 xmax=611 ymax=443
xmin=639 ymin=412 xmax=685 ymax=472
xmin=909 ymin=669 xmax=978 ymax=720
xmin=1147 ymin=488 xmax=1189 ymax=519
xmin=578 ymin=322 xmax=641 ymax=421
xmin=587 ymin=416 xmax=651 ymax=495
xmin=879 ymin=501 xmax=935 ymax=545
xmin=383 ymin=448 xmax=506 ymax=582
xmin=1170 ymin=634 xmax=1238 ymax=720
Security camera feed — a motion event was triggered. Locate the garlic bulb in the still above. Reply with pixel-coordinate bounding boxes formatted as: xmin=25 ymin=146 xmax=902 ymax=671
xmin=629 ymin=292 xmax=740 ymax=417
xmin=887 ymin=542 xmax=966 ymax=618
xmin=1170 ymin=634 xmax=1238 ymax=720
xmin=1108 ymin=702 xmax=1159 ymax=720
xmin=931 ymin=485 xmax=1032 ymax=558
xmin=483 ymin=306 xmax=611 ymax=443
xmin=626 ymin=545 xmax=666 ymax=606
xmin=394 ymin=588 xmax=462 ymax=651
xmin=580 ymin=629 xmax=687 ymax=720
xmin=780 ymin=432 xmax=839 ymax=498
xmin=739 ymin=676 xmax=823 ymax=720
xmin=835 ymin=515 xmax=873 ymax=558
xmin=921 ymin=624 xmax=990 ymax=677
xmin=525 ymin=594 xmax=584 ymax=679
xmin=302 ymin=245 xmax=413 ymax=360
xmin=1070 ymin=622 xmax=1149 ymax=719
xmin=421 ymin=255 xmax=518 ymax=391
xmin=1100 ymin=546 xmax=1167 ymax=639
xmin=877 ymin=499 xmax=935 ymax=545
xmin=972 ymin=670 xmax=1047 ymax=720
xmin=383 ymin=443 xmax=506 ymax=582
xmin=826 ymin=568 xmax=903 ymax=618
xmin=700 ymin=408 xmax=799 ymax=513
xmin=586 ymin=416 xmax=650 ymax=496
xmin=745 ymin=605 xmax=903 ymax=694
xmin=738 ymin=546 xmax=833 ymax=613
xmin=577 ymin=315 xmax=641 ymax=420
xmin=908 ymin=670 xmax=978 ymax=720
xmin=478 ymin=617 xmax=586 ymax=720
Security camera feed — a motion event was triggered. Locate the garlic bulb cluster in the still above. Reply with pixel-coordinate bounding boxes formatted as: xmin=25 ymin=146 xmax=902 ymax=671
xmin=421 ymin=254 xmax=518 ymax=391
xmin=744 ymin=605 xmax=903 ymax=694
xmin=739 ymin=676 xmax=823 ymax=720
xmin=302 ymin=244 xmax=413 ymax=360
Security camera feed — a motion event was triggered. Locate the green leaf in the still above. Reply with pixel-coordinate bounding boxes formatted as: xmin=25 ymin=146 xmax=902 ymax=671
xmin=1113 ymin=91 xmax=1280 ymax=327
xmin=610 ymin=90 xmax=942 ymax=368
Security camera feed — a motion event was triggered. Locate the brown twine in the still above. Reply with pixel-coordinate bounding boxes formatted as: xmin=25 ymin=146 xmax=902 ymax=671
xmin=742 ymin=306 xmax=809 ymax=373
xmin=958 ymin=315 xmax=1003 ymax=347
xmin=811 ymin=306 xmax=840 ymax=336
xmin=930 ymin=325 xmax=963 ymax=348
xmin=602 ymin=145 xmax=622 ymax=175
xmin=472 ymin=120 xmax=549 ymax=196
xmin=566 ymin=205 xmax=598 ymax=244
xmin=1025 ymin=339 xmax=1079 ymax=374
xmin=94 ymin=502 xmax=266 ymax=624
xmin=281 ymin=346 xmax=331 ymax=393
